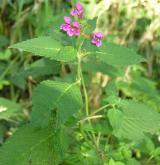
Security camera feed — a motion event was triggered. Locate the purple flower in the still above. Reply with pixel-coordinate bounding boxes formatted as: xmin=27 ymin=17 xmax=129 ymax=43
xmin=71 ymin=2 xmax=84 ymax=19
xmin=60 ymin=16 xmax=81 ymax=37
xmin=91 ymin=32 xmax=103 ymax=47
xmin=67 ymin=22 xmax=81 ymax=37
xmin=60 ymin=16 xmax=72 ymax=32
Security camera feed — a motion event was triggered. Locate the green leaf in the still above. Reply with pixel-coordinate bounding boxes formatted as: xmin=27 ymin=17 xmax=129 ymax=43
xmin=96 ymin=42 xmax=145 ymax=66
xmin=9 ymin=37 xmax=77 ymax=62
xmin=31 ymin=80 xmax=82 ymax=127
xmin=108 ymin=108 xmax=123 ymax=132
xmin=0 ymin=97 xmax=21 ymax=119
xmin=10 ymin=58 xmax=61 ymax=89
xmin=126 ymin=158 xmax=141 ymax=165
xmin=0 ymin=125 xmax=67 ymax=165
xmin=0 ymin=49 xmax=11 ymax=60
xmin=84 ymin=17 xmax=97 ymax=33
xmin=108 ymin=100 xmax=160 ymax=140
xmin=107 ymin=159 xmax=125 ymax=165
xmin=58 ymin=46 xmax=77 ymax=62
xmin=0 ymin=80 xmax=10 ymax=90
xmin=0 ymin=80 xmax=81 ymax=164
xmin=82 ymin=55 xmax=124 ymax=78
xmin=105 ymin=80 xmax=118 ymax=96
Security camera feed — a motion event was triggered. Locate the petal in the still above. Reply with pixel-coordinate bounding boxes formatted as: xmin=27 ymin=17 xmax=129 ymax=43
xmin=77 ymin=11 xmax=83 ymax=19
xmin=72 ymin=22 xmax=80 ymax=29
xmin=64 ymin=16 xmax=71 ymax=24
xmin=70 ymin=9 xmax=78 ymax=16
xmin=96 ymin=40 xmax=102 ymax=47
xmin=74 ymin=29 xmax=80 ymax=36
xmin=91 ymin=39 xmax=102 ymax=47
xmin=67 ymin=28 xmax=74 ymax=37
xmin=95 ymin=32 xmax=103 ymax=38
xmin=76 ymin=2 xmax=83 ymax=10
xmin=91 ymin=39 xmax=97 ymax=44
xmin=60 ymin=24 xmax=71 ymax=32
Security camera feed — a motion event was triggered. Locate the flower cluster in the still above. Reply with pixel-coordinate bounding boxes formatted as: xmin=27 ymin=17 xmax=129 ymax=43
xmin=60 ymin=2 xmax=103 ymax=47
xmin=60 ymin=16 xmax=80 ymax=37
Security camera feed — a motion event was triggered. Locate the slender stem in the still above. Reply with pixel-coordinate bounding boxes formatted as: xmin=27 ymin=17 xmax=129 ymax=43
xmin=79 ymin=115 xmax=103 ymax=123
xmin=77 ymin=51 xmax=89 ymax=116
xmin=77 ymin=40 xmax=101 ymax=150
xmin=91 ymin=104 xmax=110 ymax=116
xmin=80 ymin=68 xmax=89 ymax=116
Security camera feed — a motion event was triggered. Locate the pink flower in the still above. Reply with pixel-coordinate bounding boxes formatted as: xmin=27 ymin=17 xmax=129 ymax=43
xmin=71 ymin=2 xmax=84 ymax=19
xmin=67 ymin=22 xmax=81 ymax=37
xmin=60 ymin=16 xmax=81 ymax=37
xmin=91 ymin=32 xmax=103 ymax=47
xmin=60 ymin=16 xmax=72 ymax=32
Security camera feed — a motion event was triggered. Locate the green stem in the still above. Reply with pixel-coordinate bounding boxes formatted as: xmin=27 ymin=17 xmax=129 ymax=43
xmin=77 ymin=52 xmax=89 ymax=116
xmin=91 ymin=104 xmax=110 ymax=116
xmin=77 ymin=41 xmax=101 ymax=150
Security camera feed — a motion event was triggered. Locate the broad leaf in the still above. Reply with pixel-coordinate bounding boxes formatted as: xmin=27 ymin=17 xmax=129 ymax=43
xmin=31 ymin=80 xmax=82 ymax=127
xmin=9 ymin=37 xmax=77 ymax=62
xmin=96 ymin=42 xmax=145 ymax=66
xmin=82 ymin=55 xmax=124 ymax=78
xmin=0 ymin=125 xmax=67 ymax=165
xmin=108 ymin=100 xmax=160 ymax=140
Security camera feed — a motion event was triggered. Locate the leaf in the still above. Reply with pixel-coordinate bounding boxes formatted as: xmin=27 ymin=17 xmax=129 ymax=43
xmin=0 ymin=97 xmax=21 ymax=119
xmin=108 ymin=108 xmax=123 ymax=133
xmin=82 ymin=56 xmax=124 ymax=78
xmin=108 ymin=159 xmax=125 ymax=165
xmin=58 ymin=46 xmax=77 ymax=62
xmin=126 ymin=158 xmax=141 ymax=165
xmin=105 ymin=80 xmax=118 ymax=96
xmin=0 ymin=49 xmax=11 ymax=60
xmin=0 ymin=80 xmax=10 ymax=90
xmin=0 ymin=125 xmax=67 ymax=165
xmin=31 ymin=80 xmax=82 ymax=127
xmin=10 ymin=58 xmax=61 ymax=89
xmin=84 ymin=17 xmax=97 ymax=33
xmin=0 ymin=80 xmax=81 ymax=164
xmin=108 ymin=100 xmax=160 ymax=140
xmin=9 ymin=37 xmax=77 ymax=62
xmin=96 ymin=42 xmax=145 ymax=66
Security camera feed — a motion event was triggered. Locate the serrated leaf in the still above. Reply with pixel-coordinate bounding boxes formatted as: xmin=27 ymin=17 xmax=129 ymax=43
xmin=96 ymin=42 xmax=145 ymax=66
xmin=31 ymin=80 xmax=82 ymax=127
xmin=0 ymin=97 xmax=21 ymax=119
xmin=108 ymin=100 xmax=160 ymax=140
xmin=9 ymin=37 xmax=77 ymax=62
xmin=0 ymin=80 xmax=81 ymax=164
xmin=0 ymin=125 xmax=67 ymax=165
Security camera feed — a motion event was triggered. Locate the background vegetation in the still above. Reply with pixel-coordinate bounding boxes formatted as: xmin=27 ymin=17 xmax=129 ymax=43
xmin=0 ymin=0 xmax=160 ymax=164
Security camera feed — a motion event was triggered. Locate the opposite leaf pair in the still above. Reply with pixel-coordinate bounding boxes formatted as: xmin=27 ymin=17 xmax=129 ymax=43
xmin=60 ymin=2 xmax=104 ymax=47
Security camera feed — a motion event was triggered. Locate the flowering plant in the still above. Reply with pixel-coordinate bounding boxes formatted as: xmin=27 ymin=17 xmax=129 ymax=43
xmin=0 ymin=2 xmax=147 ymax=165
xmin=60 ymin=2 xmax=104 ymax=47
